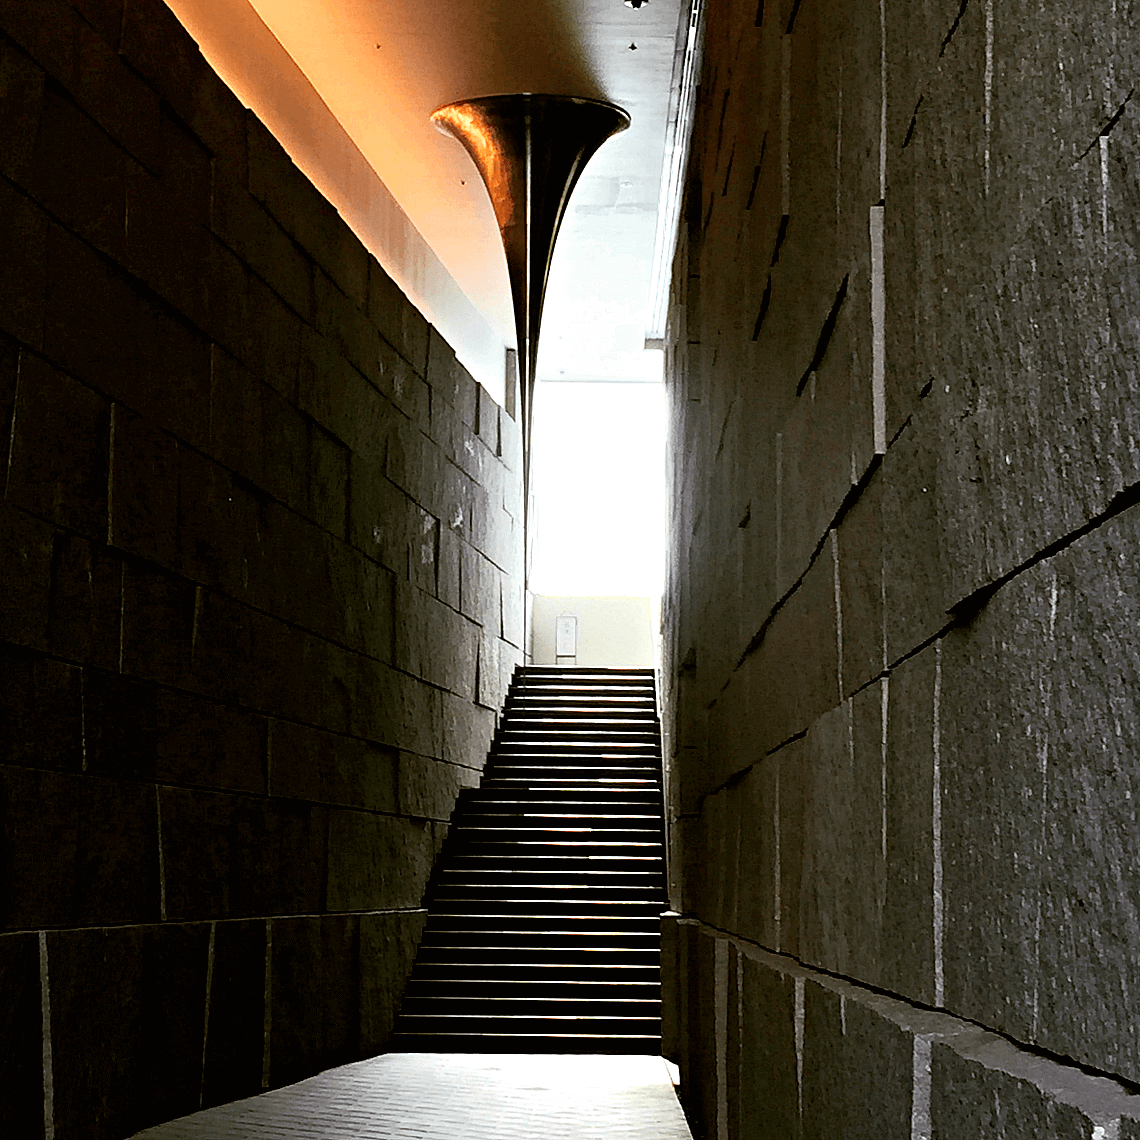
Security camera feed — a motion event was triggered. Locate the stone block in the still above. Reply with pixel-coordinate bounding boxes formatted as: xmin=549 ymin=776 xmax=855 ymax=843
xmin=1 ymin=766 xmax=159 ymax=929
xmin=737 ymin=948 xmax=798 ymax=1140
xmin=385 ymin=418 xmax=443 ymax=515
xmin=43 ymin=225 xmax=211 ymax=449
xmin=209 ymin=174 xmax=312 ymax=321
xmin=0 ymin=0 xmax=79 ymax=85
xmin=45 ymin=532 xmax=121 ymax=670
xmin=75 ymin=775 xmax=161 ymax=926
xmin=0 ymin=644 xmax=83 ymax=771
xmin=85 ymin=674 xmax=265 ymax=793
xmin=930 ymin=1030 xmax=1139 ymax=1140
xmin=359 ymin=909 xmax=427 ymax=1054
xmin=0 ymin=178 xmax=48 ymax=348
xmin=0 ymin=34 xmax=45 ymax=188
xmin=209 ymin=350 xmax=298 ymax=508
xmin=848 ymin=680 xmax=887 ymax=986
xmin=838 ymin=472 xmax=885 ymax=695
xmin=393 ymin=580 xmax=478 ymax=698
xmin=0 ymin=931 xmax=42 ymax=1136
xmin=247 ymin=119 xmax=368 ymax=305
xmin=7 ymin=356 xmax=110 ymax=539
xmin=108 ymin=408 xmax=179 ymax=567
xmin=1032 ymin=509 xmax=1140 ymax=1082
xmin=307 ymin=421 xmax=349 ymax=538
xmin=440 ymin=690 xmax=495 ymax=771
xmin=269 ymin=719 xmax=396 ymax=812
xmin=119 ymin=0 xmax=247 ymax=180
xmin=426 ymin=327 xmax=477 ymax=425
xmin=47 ymin=922 xmax=209 ymax=1139
xmin=882 ymin=643 xmax=937 ymax=1005
xmin=368 ymin=264 xmax=429 ymax=377
xmin=119 ymin=561 xmax=196 ymax=688
xmin=748 ymin=541 xmax=840 ymax=755
xmin=459 ymin=541 xmax=499 ymax=628
xmin=348 ymin=456 xmax=412 ymax=575
xmin=348 ymin=661 xmax=442 ymax=759
xmin=776 ymin=735 xmax=807 ymax=958
xmin=326 ymin=810 xmax=434 ymax=912
xmin=940 ymin=562 xmax=1052 ymax=1043
xmin=244 ymin=273 xmax=303 ymax=402
xmin=375 ymin=336 xmax=430 ymax=428
xmin=159 ymin=787 xmax=327 ymax=920
xmin=735 ymin=758 xmax=778 ymax=949
xmin=202 ymin=919 xmax=266 ymax=1109
xmin=0 ymin=505 xmax=54 ymax=652
xmin=475 ymin=384 xmax=500 ymax=454
xmin=326 ymin=543 xmax=395 ymax=663
xmin=436 ymin=525 xmax=461 ymax=611
xmin=268 ymin=914 xmax=359 ymax=1088
xmin=298 ymin=339 xmax=394 ymax=460
xmin=396 ymin=752 xmax=476 ymax=825
xmin=176 ymin=447 xmax=257 ymax=597
xmin=801 ymin=976 xmax=915 ymax=1140
xmin=500 ymin=572 xmax=524 ymax=649
xmin=407 ymin=504 xmax=440 ymax=596
xmin=881 ymin=405 xmax=950 ymax=663
xmin=69 ymin=11 xmax=160 ymax=171
xmin=935 ymin=148 xmax=1140 ymax=608
xmin=123 ymin=114 xmax=212 ymax=323
xmin=799 ymin=701 xmax=855 ymax=974
xmin=29 ymin=86 xmax=127 ymax=261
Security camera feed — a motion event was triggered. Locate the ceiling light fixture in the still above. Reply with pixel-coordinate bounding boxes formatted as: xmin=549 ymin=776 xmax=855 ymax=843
xmin=624 ymin=0 xmax=650 ymax=8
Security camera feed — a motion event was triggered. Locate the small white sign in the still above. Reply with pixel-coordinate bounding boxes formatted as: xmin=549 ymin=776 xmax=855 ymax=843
xmin=555 ymin=615 xmax=578 ymax=657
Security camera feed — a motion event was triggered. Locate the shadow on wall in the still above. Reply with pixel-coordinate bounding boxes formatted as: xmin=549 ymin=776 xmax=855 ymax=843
xmin=531 ymin=595 xmax=657 ymax=667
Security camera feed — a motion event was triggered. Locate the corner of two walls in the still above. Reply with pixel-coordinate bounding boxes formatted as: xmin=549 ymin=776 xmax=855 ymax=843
xmin=662 ymin=0 xmax=1140 ymax=1136
xmin=0 ymin=0 xmax=523 ymax=1135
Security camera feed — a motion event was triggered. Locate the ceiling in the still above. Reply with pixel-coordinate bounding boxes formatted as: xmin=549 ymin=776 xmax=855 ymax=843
xmin=240 ymin=0 xmax=686 ymax=383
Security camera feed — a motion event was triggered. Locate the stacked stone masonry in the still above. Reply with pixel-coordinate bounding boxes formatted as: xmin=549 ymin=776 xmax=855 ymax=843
xmin=0 ymin=1 xmax=524 ymax=1137
xmin=662 ymin=0 xmax=1140 ymax=1135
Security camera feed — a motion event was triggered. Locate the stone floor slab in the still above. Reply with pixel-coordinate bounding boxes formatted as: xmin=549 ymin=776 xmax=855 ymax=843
xmin=131 ymin=1053 xmax=693 ymax=1140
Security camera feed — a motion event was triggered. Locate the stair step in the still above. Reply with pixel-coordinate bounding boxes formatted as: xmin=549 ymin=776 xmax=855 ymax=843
xmin=413 ymin=945 xmax=660 ymax=965
xmin=394 ymin=665 xmax=665 ymax=1055
xmin=402 ymin=978 xmax=661 ymax=997
xmin=410 ymin=961 xmax=662 ymax=981
xmin=391 ymin=1032 xmax=661 ymax=1055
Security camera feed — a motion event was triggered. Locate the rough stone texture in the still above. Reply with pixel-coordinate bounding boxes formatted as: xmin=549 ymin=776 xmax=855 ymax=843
xmin=881 ymin=645 xmax=937 ymax=1006
xmin=0 ymin=0 xmax=523 ymax=1132
xmin=0 ymin=931 xmax=42 ymax=1138
xmin=49 ymin=924 xmax=211 ymax=1140
xmin=664 ymin=0 xmax=1140 ymax=1130
xmin=930 ymin=1028 xmax=1140 ymax=1140
xmin=940 ymin=564 xmax=1052 ymax=1044
xmin=1033 ymin=510 xmax=1140 ymax=1082
xmin=736 ymin=948 xmax=798 ymax=1140
xmin=202 ymin=920 xmax=266 ymax=1110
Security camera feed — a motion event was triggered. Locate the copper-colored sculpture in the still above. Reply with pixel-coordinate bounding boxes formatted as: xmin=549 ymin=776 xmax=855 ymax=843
xmin=431 ymin=94 xmax=630 ymax=546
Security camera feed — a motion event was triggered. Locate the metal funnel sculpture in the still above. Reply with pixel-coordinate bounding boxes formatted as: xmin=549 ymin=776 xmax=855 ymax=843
xmin=431 ymin=94 xmax=630 ymax=554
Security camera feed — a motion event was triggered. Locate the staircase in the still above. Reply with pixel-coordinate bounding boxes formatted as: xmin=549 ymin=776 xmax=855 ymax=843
xmin=392 ymin=666 xmax=666 ymax=1054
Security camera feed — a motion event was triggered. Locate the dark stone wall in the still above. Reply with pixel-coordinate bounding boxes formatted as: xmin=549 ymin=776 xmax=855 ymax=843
xmin=662 ymin=0 xmax=1140 ymax=1134
xmin=0 ymin=1 xmax=523 ymax=1136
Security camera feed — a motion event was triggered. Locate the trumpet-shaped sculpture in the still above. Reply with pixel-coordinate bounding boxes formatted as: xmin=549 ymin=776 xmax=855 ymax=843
xmin=431 ymin=93 xmax=630 ymax=546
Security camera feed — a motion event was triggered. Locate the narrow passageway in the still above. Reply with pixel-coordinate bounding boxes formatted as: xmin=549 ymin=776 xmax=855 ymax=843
xmin=129 ymin=669 xmax=691 ymax=1139
xmin=130 ymin=1053 xmax=692 ymax=1139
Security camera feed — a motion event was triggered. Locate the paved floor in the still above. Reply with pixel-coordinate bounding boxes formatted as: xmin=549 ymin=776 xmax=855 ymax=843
xmin=132 ymin=1054 xmax=694 ymax=1139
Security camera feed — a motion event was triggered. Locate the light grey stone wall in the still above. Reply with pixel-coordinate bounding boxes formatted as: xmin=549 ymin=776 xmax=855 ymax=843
xmin=662 ymin=0 xmax=1140 ymax=1134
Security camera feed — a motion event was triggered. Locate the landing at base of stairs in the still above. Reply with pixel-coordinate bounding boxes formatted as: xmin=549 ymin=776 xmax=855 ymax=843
xmin=131 ymin=1052 xmax=694 ymax=1139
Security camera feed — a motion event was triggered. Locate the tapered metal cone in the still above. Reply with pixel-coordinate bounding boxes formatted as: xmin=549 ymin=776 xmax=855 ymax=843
xmin=431 ymin=93 xmax=630 ymax=562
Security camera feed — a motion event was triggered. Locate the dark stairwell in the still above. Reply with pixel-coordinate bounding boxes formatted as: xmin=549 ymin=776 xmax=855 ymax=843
xmin=392 ymin=666 xmax=666 ymax=1053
